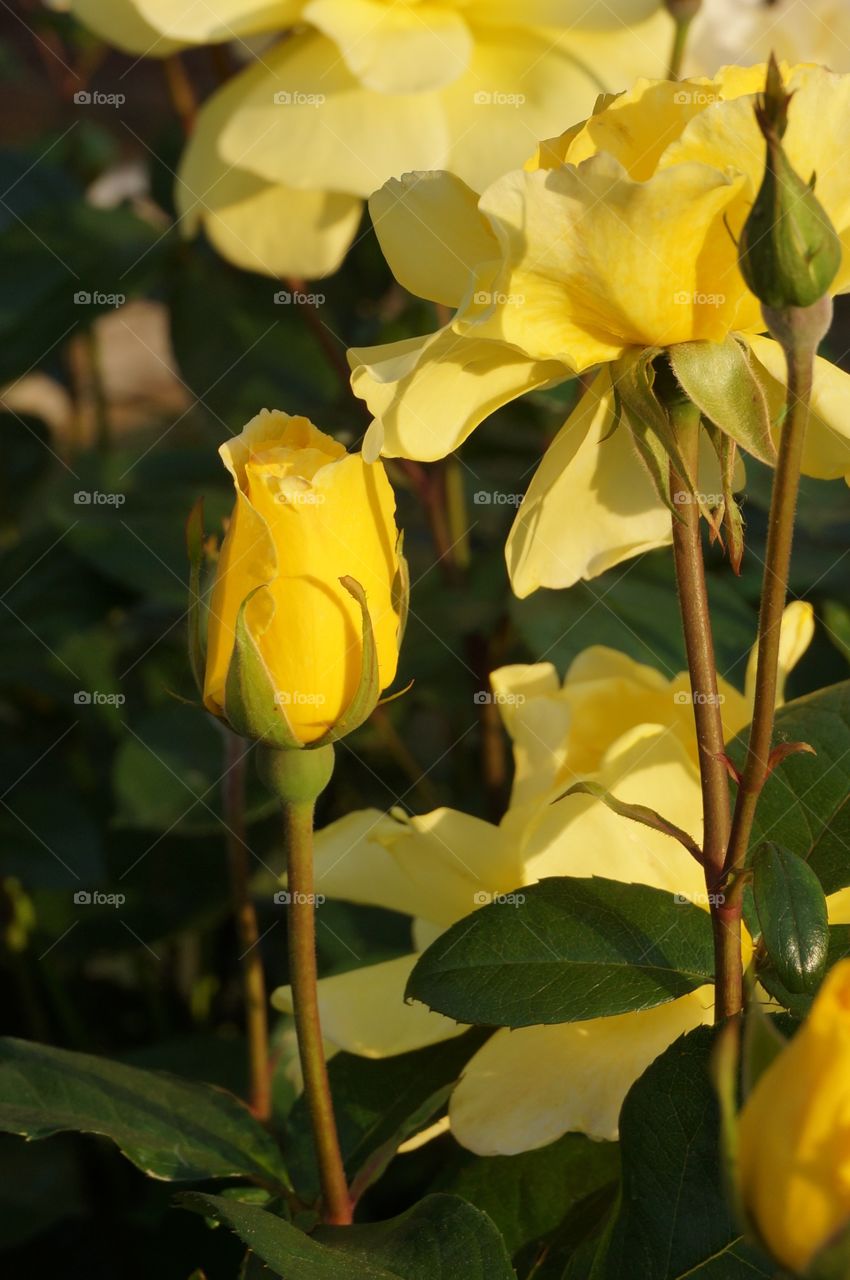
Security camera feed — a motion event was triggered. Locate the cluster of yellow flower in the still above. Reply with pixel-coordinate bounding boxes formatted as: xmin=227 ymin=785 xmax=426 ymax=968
xmin=74 ymin=0 xmax=850 ymax=1270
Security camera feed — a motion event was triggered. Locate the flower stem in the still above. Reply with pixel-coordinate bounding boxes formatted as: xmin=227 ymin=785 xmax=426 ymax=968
xmin=723 ymin=313 xmax=821 ymax=888
xmin=283 ymin=799 xmax=352 ymax=1225
xmin=223 ymin=732 xmax=271 ymax=1122
xmin=668 ymin=400 xmax=740 ymax=1022
xmin=666 ymin=1 xmax=701 ymax=80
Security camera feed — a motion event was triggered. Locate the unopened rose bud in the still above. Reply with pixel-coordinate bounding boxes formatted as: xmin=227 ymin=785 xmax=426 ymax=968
xmin=739 ymin=57 xmax=841 ymax=311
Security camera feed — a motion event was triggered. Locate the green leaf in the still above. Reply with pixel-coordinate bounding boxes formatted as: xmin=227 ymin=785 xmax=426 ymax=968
xmin=407 ymin=877 xmax=715 ymax=1027
xmin=728 ymin=681 xmax=850 ymax=895
xmin=432 ymin=1132 xmax=619 ymax=1257
xmin=179 ymin=1192 xmax=515 ymax=1280
xmin=752 ymin=843 xmax=829 ymax=994
xmin=669 ymin=338 xmax=776 ymax=466
xmin=0 ymin=1038 xmax=289 ymax=1191
xmin=558 ymin=782 xmax=704 ymax=866
xmin=602 ymin=1028 xmax=774 ymax=1279
xmin=286 ymin=1031 xmax=489 ymax=1202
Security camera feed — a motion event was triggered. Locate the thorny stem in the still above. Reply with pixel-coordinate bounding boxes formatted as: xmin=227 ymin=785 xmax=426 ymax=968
xmin=223 ymin=732 xmax=271 ymax=1122
xmin=668 ymin=400 xmax=740 ymax=1022
xmin=723 ymin=324 xmax=819 ymax=892
xmin=283 ymin=800 xmax=352 ymax=1225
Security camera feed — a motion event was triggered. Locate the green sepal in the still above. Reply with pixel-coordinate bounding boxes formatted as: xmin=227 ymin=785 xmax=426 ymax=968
xmin=558 ymin=780 xmax=704 ymax=866
xmin=752 ymin=841 xmax=830 ymax=995
xmin=741 ymin=982 xmax=788 ymax=1099
xmin=669 ymin=337 xmax=776 ymax=466
xmin=224 ymin=587 xmax=304 ymax=751
xmin=704 ymin=423 xmax=746 ymax=573
xmin=311 ymin=575 xmax=380 ymax=747
xmin=393 ymin=533 xmax=410 ymax=653
xmin=709 ymin=1018 xmax=745 ymax=1227
xmin=185 ymin=498 xmax=208 ymax=698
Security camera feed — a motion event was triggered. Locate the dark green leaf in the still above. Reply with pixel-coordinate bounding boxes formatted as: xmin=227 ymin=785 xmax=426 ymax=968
xmin=287 ymin=1032 xmax=490 ymax=1202
xmin=407 ymin=877 xmax=715 ymax=1027
xmin=432 ymin=1132 xmax=619 ymax=1257
xmin=752 ymin=843 xmax=829 ymax=994
xmin=603 ymin=1028 xmax=773 ymax=1279
xmin=179 ymin=1192 xmax=515 ymax=1280
xmin=728 ymin=681 xmax=850 ymax=895
xmin=0 ymin=1038 xmax=288 ymax=1190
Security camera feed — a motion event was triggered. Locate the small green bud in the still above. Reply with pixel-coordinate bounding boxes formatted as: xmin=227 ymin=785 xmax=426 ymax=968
xmin=739 ymin=57 xmax=841 ymax=310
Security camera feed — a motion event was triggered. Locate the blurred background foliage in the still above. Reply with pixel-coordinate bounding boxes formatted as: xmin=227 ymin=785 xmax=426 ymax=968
xmin=1 ymin=5 xmax=849 ymax=1276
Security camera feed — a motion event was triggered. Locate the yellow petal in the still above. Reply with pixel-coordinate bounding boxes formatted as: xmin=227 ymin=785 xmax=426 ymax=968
xmin=435 ymin=17 xmax=670 ymax=194
xmin=308 ymin=809 xmax=430 ymax=919
xmin=449 ymin=988 xmax=713 ymax=1152
xmin=349 ymin=326 xmax=563 ymax=463
xmin=521 ymin=724 xmax=706 ymax=903
xmin=827 ymin=889 xmax=850 ymax=925
xmin=272 ymin=954 xmax=463 ymax=1057
xmin=176 ymin=60 xmax=363 ymax=279
xmin=458 ymin=158 xmax=748 ymax=370
xmin=304 ymin=0 xmax=472 ymax=93
xmin=744 ymin=600 xmax=816 ymax=710
xmin=369 ymin=172 xmax=497 ymax=308
xmin=743 ymin=335 xmax=850 ymax=481
xmin=134 ymin=0 xmax=301 ymax=43
xmin=465 ymin=0 xmax=662 ymax=25
xmin=218 ymin=33 xmax=449 ymax=199
xmin=70 ymin=0 xmax=184 ymax=54
xmin=505 ymin=372 xmax=672 ymax=595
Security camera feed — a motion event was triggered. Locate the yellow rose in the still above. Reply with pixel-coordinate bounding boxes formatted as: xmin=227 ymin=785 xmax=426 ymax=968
xmin=203 ymin=409 xmax=403 ymax=745
xmin=272 ymin=606 xmax=850 ymax=1154
xmin=69 ymin=0 xmax=672 ymax=278
xmin=739 ymin=958 xmax=850 ymax=1275
xmin=350 ymin=64 xmax=850 ymax=595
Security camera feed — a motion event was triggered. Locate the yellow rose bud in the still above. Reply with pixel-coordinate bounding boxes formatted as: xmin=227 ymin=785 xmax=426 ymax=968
xmin=739 ymin=959 xmax=850 ymax=1274
xmin=203 ymin=410 xmax=403 ymax=746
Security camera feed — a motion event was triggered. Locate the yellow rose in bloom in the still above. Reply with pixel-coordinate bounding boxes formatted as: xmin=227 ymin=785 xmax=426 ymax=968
xmin=350 ymin=63 xmax=850 ymax=595
xmin=689 ymin=0 xmax=850 ymax=77
xmin=739 ymin=958 xmax=850 ymax=1275
xmin=272 ymin=605 xmax=850 ymax=1153
xmin=204 ymin=410 xmax=402 ymax=745
xmin=69 ymin=0 xmax=672 ymax=278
